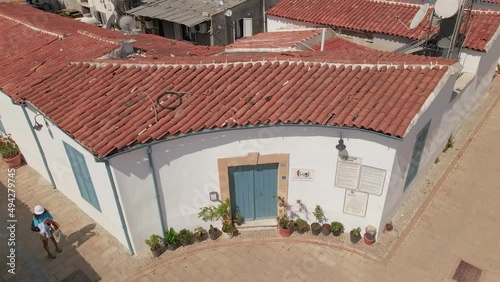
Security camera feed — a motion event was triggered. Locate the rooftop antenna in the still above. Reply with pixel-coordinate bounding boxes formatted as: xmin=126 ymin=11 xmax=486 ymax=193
xmin=118 ymin=15 xmax=135 ymax=34
xmin=409 ymin=4 xmax=429 ymax=29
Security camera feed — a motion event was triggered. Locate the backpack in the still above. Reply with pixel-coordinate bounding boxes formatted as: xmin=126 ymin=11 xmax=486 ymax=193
xmin=31 ymin=219 xmax=40 ymax=232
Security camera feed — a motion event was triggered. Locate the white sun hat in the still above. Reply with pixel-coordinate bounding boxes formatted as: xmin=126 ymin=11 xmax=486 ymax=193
xmin=34 ymin=205 xmax=45 ymax=215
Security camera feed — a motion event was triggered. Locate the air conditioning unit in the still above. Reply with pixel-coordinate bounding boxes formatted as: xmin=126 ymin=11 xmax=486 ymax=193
xmin=195 ymin=22 xmax=208 ymax=34
xmin=144 ymin=20 xmax=154 ymax=29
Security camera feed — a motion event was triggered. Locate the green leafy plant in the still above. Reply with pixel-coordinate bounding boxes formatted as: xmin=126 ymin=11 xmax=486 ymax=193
xmin=294 ymin=218 xmax=309 ymax=233
xmin=222 ymin=221 xmax=235 ymax=234
xmin=434 ymin=157 xmax=440 ymax=164
xmin=443 ymin=135 xmax=454 ymax=153
xmin=0 ymin=134 xmax=20 ymax=159
xmin=194 ymin=227 xmax=206 ymax=239
xmin=233 ymin=213 xmax=244 ymax=226
xmin=312 ymin=205 xmax=325 ymax=223
xmin=145 ymin=234 xmax=162 ymax=251
xmin=164 ymin=228 xmax=179 ymax=246
xmin=330 ymin=221 xmax=344 ymax=232
xmin=351 ymin=227 xmax=361 ymax=237
xmin=178 ymin=229 xmax=193 ymax=245
xmin=198 ymin=198 xmax=231 ymax=223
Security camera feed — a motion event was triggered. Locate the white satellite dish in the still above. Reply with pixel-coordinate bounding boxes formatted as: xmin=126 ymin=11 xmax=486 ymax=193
xmin=435 ymin=0 xmax=460 ymax=19
xmin=410 ymin=4 xmax=429 ymax=29
xmin=224 ymin=9 xmax=232 ymax=17
xmin=119 ymin=15 xmax=135 ymax=32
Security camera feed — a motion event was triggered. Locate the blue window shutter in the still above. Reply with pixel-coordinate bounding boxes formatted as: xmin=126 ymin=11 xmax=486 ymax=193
xmin=64 ymin=142 xmax=101 ymax=211
xmin=405 ymin=121 xmax=431 ymax=190
xmin=0 ymin=120 xmax=5 ymax=134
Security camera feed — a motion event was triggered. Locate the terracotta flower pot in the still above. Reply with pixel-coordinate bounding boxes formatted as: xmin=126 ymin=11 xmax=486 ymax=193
xmin=278 ymin=225 xmax=292 ymax=237
xmin=385 ymin=222 xmax=393 ymax=232
xmin=363 ymin=233 xmax=376 ymax=245
xmin=4 ymin=153 xmax=22 ymax=169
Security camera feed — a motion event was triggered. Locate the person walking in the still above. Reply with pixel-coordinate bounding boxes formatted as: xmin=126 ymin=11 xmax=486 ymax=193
xmin=33 ymin=205 xmax=62 ymax=259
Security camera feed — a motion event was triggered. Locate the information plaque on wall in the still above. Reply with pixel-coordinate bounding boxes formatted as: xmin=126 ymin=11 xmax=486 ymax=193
xmin=291 ymin=168 xmax=315 ymax=181
xmin=335 ymin=156 xmax=362 ymax=190
xmin=359 ymin=166 xmax=386 ymax=196
xmin=343 ymin=190 xmax=368 ymax=217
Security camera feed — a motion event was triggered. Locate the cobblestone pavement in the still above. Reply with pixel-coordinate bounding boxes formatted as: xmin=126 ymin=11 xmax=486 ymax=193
xmin=0 ymin=77 xmax=499 ymax=282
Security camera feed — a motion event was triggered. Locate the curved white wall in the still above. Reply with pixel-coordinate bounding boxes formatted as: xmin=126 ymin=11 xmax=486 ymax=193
xmin=112 ymin=125 xmax=399 ymax=253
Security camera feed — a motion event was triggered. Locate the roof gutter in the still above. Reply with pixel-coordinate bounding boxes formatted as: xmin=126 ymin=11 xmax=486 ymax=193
xmin=147 ymin=145 xmax=166 ymax=238
xmin=19 ymin=102 xmax=56 ymax=189
xmin=99 ymin=123 xmax=403 ymax=161
xmin=104 ymin=159 xmax=134 ymax=255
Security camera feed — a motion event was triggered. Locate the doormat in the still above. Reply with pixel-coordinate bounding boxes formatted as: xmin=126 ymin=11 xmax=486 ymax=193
xmin=453 ymin=260 xmax=482 ymax=282
xmin=61 ymin=269 xmax=92 ymax=282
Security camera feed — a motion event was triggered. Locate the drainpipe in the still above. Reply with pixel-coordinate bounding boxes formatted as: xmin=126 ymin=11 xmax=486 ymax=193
xmin=104 ymin=160 xmax=134 ymax=255
xmin=147 ymin=145 xmax=166 ymax=237
xmin=21 ymin=105 xmax=56 ymax=189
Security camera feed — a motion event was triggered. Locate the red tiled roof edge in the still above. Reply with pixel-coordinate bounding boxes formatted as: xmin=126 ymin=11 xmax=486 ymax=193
xmin=403 ymin=61 xmax=463 ymax=137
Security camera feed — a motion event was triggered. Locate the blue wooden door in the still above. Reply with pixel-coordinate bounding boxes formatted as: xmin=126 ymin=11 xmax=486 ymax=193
xmin=64 ymin=142 xmax=101 ymax=211
xmin=229 ymin=163 xmax=278 ymax=221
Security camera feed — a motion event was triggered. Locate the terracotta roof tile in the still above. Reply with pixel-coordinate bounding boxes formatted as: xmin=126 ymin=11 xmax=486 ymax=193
xmin=226 ymin=29 xmax=323 ymax=50
xmin=267 ymin=0 xmax=500 ymax=51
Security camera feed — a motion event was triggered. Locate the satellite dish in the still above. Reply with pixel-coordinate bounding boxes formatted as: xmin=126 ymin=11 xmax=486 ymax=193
xmin=119 ymin=15 xmax=135 ymax=32
xmin=410 ymin=4 xmax=429 ymax=29
xmin=435 ymin=0 xmax=460 ymax=19
xmin=224 ymin=9 xmax=232 ymax=17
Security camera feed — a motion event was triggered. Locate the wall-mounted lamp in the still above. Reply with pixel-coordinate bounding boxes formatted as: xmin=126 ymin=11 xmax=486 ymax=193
xmin=209 ymin=191 xmax=219 ymax=202
xmin=33 ymin=114 xmax=45 ymax=131
xmin=336 ymin=139 xmax=346 ymax=152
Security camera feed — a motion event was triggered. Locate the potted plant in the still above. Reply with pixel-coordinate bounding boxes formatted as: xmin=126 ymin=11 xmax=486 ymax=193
xmin=178 ymin=229 xmax=193 ymax=246
xmin=222 ymin=221 xmax=236 ymax=238
xmin=330 ymin=221 xmax=344 ymax=236
xmin=233 ymin=213 xmax=244 ymax=226
xmin=145 ymin=234 xmax=163 ymax=257
xmin=350 ymin=227 xmax=362 ymax=244
xmin=321 ymin=223 xmax=331 ymax=236
xmin=0 ymin=134 xmax=22 ymax=168
xmin=311 ymin=205 xmax=324 ymax=236
xmin=294 ymin=218 xmax=309 ymax=234
xmin=194 ymin=227 xmax=206 ymax=242
xmin=208 ymin=224 xmax=218 ymax=240
xmin=384 ymin=221 xmax=393 ymax=232
xmin=364 ymin=225 xmax=377 ymax=245
xmin=274 ymin=195 xmax=294 ymax=237
xmin=164 ymin=228 xmax=179 ymax=251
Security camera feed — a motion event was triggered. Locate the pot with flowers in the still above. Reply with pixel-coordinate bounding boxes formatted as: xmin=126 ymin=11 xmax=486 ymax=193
xmin=0 ymin=134 xmax=22 ymax=168
xmin=274 ymin=195 xmax=294 ymax=237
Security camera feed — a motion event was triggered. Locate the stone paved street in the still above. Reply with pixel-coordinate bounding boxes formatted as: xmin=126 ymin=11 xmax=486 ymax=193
xmin=1 ymin=76 xmax=499 ymax=282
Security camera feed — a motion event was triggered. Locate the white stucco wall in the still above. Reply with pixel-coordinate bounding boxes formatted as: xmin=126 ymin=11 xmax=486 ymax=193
xmin=90 ymin=0 xmax=115 ymax=26
xmin=0 ymin=93 xmax=49 ymax=181
xmin=110 ymin=148 xmax=162 ymax=254
xmin=267 ymin=15 xmax=319 ymax=31
xmin=372 ymin=34 xmax=411 ymax=51
xmin=25 ymin=105 xmax=128 ymax=248
xmin=111 ymin=125 xmax=400 ymax=253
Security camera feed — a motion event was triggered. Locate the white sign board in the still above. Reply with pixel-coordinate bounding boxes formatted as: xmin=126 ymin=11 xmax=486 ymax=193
xmin=335 ymin=156 xmax=362 ymax=190
xmin=359 ymin=166 xmax=386 ymax=196
xmin=343 ymin=190 xmax=368 ymax=217
xmin=291 ymin=168 xmax=315 ymax=181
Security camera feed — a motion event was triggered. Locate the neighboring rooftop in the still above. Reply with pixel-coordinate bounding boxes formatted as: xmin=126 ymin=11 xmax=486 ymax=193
xmin=126 ymin=0 xmax=246 ymax=27
xmin=0 ymin=3 xmax=461 ymax=158
xmin=267 ymin=0 xmax=500 ymax=51
xmin=226 ymin=29 xmax=325 ymax=51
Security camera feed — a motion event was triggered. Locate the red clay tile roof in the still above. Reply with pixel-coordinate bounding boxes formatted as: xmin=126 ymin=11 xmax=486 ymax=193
xmin=312 ymin=37 xmax=368 ymax=51
xmin=227 ymin=29 xmax=323 ymax=49
xmin=267 ymin=0 xmax=500 ymax=51
xmin=129 ymin=34 xmax=224 ymax=57
xmin=0 ymin=3 xmax=460 ymax=157
xmin=19 ymin=58 xmax=455 ymax=157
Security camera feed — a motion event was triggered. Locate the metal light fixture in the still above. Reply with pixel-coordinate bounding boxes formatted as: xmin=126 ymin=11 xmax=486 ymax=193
xmin=209 ymin=191 xmax=219 ymax=202
xmin=336 ymin=139 xmax=346 ymax=152
xmin=33 ymin=114 xmax=44 ymax=131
